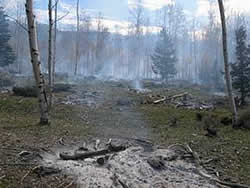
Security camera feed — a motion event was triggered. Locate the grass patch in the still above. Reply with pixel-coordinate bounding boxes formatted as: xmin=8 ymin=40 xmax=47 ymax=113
xmin=0 ymin=94 xmax=90 ymax=144
xmin=141 ymin=104 xmax=250 ymax=185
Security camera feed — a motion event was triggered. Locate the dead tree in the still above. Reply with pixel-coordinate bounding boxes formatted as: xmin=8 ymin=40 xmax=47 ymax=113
xmin=129 ymin=0 xmax=144 ymax=79
xmin=74 ymin=0 xmax=80 ymax=75
xmin=48 ymin=0 xmax=53 ymax=107
xmin=217 ymin=0 xmax=238 ymax=126
xmin=25 ymin=0 xmax=49 ymax=125
xmin=52 ymin=0 xmax=58 ymax=85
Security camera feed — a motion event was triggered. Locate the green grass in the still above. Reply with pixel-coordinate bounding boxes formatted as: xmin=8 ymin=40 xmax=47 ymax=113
xmin=0 ymin=94 xmax=90 ymax=143
xmin=141 ymin=104 xmax=250 ymax=185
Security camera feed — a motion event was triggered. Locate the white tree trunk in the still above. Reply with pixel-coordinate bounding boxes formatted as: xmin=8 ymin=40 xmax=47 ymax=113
xmin=217 ymin=0 xmax=238 ymax=126
xmin=25 ymin=0 xmax=49 ymax=125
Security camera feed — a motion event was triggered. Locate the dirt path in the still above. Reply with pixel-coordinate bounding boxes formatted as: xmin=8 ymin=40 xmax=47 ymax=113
xmin=71 ymin=80 xmax=154 ymax=141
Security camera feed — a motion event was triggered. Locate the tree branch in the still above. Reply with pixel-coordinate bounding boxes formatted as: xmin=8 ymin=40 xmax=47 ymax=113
xmin=52 ymin=11 xmax=69 ymax=25
xmin=6 ymin=15 xmax=28 ymax=32
xmin=51 ymin=0 xmax=59 ymax=10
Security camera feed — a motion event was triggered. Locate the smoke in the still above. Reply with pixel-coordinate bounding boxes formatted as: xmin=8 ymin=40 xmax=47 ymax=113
xmin=133 ymin=79 xmax=142 ymax=90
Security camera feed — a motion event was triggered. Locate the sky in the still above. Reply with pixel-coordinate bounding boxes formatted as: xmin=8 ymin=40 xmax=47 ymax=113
xmin=3 ymin=0 xmax=250 ymax=33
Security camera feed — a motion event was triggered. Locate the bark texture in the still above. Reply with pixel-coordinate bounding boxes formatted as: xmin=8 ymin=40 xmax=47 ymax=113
xmin=217 ymin=0 xmax=238 ymax=126
xmin=25 ymin=0 xmax=49 ymax=125
xmin=48 ymin=0 xmax=53 ymax=107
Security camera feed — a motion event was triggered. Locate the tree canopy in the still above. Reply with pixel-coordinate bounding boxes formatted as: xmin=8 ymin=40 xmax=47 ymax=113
xmin=151 ymin=28 xmax=177 ymax=82
xmin=231 ymin=25 xmax=250 ymax=105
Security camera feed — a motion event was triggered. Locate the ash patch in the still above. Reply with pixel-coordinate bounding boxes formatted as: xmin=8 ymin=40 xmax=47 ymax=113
xmin=40 ymin=140 xmax=216 ymax=188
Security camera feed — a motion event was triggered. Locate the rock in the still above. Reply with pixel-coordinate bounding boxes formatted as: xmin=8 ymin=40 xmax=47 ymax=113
xmin=147 ymin=156 xmax=165 ymax=170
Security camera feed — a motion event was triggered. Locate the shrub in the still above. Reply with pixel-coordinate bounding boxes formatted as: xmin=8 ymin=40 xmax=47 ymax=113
xmin=239 ymin=108 xmax=250 ymax=129
xmin=13 ymin=86 xmax=37 ymax=97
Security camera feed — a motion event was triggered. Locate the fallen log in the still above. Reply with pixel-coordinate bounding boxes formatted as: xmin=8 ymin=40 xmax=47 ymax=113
xmin=59 ymin=144 xmax=127 ymax=160
xmin=153 ymin=97 xmax=166 ymax=104
xmin=168 ymin=92 xmax=189 ymax=101
xmin=153 ymin=92 xmax=189 ymax=104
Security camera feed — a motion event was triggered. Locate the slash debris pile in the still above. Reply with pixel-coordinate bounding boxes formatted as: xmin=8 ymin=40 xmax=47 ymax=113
xmin=141 ymin=92 xmax=214 ymax=111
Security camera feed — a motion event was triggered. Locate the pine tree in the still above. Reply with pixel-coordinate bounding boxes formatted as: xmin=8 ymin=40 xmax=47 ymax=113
xmin=231 ymin=25 xmax=250 ymax=105
xmin=0 ymin=7 xmax=16 ymax=67
xmin=151 ymin=28 xmax=177 ymax=82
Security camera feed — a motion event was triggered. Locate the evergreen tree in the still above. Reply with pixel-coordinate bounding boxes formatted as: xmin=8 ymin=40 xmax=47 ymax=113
xmin=231 ymin=25 xmax=250 ymax=105
xmin=0 ymin=7 xmax=16 ymax=67
xmin=151 ymin=28 xmax=177 ymax=82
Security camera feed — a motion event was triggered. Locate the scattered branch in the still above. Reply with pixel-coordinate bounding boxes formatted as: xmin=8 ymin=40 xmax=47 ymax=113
xmin=185 ymin=144 xmax=200 ymax=165
xmin=202 ymin=158 xmax=214 ymax=165
xmin=64 ymin=180 xmax=74 ymax=188
xmin=20 ymin=165 xmax=41 ymax=184
xmin=175 ymin=144 xmax=249 ymax=188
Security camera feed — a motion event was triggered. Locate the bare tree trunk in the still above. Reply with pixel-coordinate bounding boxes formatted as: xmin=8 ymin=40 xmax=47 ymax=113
xmin=74 ymin=0 xmax=80 ymax=75
xmin=217 ymin=0 xmax=238 ymax=126
xmin=25 ymin=0 xmax=49 ymax=125
xmin=48 ymin=0 xmax=53 ymax=107
xmin=52 ymin=0 xmax=58 ymax=85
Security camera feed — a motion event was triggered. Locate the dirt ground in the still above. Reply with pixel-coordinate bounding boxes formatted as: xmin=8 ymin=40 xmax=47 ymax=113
xmin=0 ymin=79 xmax=249 ymax=187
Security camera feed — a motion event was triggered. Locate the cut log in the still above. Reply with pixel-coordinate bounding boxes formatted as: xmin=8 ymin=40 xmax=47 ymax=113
xmin=168 ymin=92 xmax=188 ymax=101
xmin=153 ymin=97 xmax=166 ymax=104
xmin=59 ymin=144 xmax=127 ymax=160
xmin=153 ymin=92 xmax=189 ymax=104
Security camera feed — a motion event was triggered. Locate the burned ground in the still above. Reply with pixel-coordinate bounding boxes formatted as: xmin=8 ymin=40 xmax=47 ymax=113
xmin=0 ymin=79 xmax=249 ymax=188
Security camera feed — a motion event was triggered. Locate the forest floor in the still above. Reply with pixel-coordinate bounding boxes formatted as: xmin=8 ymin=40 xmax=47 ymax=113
xmin=0 ymin=78 xmax=249 ymax=187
